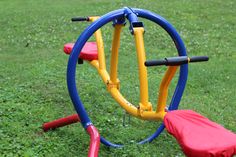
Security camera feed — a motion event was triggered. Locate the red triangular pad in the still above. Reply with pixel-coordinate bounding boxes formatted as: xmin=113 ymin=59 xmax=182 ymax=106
xmin=164 ymin=110 xmax=236 ymax=157
xmin=63 ymin=42 xmax=98 ymax=60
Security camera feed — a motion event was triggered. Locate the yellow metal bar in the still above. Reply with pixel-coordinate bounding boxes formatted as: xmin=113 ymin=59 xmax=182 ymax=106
xmin=110 ymin=88 xmax=164 ymax=120
xmin=86 ymin=23 xmax=169 ymax=121
xmin=88 ymin=16 xmax=100 ymax=22
xmin=133 ymin=27 xmax=152 ymax=111
xmin=110 ymin=25 xmax=123 ymax=85
xmin=156 ymin=66 xmax=178 ymax=113
xmin=89 ymin=60 xmax=110 ymax=84
xmin=88 ymin=59 xmax=166 ymax=120
xmin=89 ymin=16 xmax=106 ymax=70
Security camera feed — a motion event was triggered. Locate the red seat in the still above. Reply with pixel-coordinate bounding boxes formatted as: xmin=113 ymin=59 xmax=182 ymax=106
xmin=164 ymin=110 xmax=236 ymax=157
xmin=63 ymin=42 xmax=98 ymax=60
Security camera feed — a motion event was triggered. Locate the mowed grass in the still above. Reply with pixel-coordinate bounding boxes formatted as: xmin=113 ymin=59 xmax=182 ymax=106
xmin=0 ymin=0 xmax=236 ymax=156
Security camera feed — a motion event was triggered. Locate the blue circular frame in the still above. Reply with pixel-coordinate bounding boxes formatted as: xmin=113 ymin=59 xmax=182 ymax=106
xmin=67 ymin=8 xmax=188 ymax=147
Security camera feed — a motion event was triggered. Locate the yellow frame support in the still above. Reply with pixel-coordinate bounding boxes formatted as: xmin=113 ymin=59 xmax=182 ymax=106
xmin=108 ymin=24 xmax=123 ymax=91
xmin=89 ymin=17 xmax=106 ymax=70
xmin=88 ymin=17 xmax=110 ymax=84
xmin=133 ymin=27 xmax=152 ymax=112
xmin=84 ymin=17 xmax=178 ymax=121
xmin=156 ymin=66 xmax=178 ymax=113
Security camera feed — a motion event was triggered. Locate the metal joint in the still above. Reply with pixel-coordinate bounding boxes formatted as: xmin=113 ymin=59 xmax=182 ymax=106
xmin=138 ymin=102 xmax=153 ymax=114
xmin=112 ymin=17 xmax=126 ymax=26
xmin=78 ymin=58 xmax=84 ymax=64
xmin=123 ymin=7 xmax=143 ymax=35
xmin=130 ymin=21 xmax=144 ymax=34
xmin=106 ymin=79 xmax=120 ymax=91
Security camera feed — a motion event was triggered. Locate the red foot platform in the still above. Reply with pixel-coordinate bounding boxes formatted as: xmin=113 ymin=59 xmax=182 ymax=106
xmin=164 ymin=110 xmax=236 ymax=157
xmin=63 ymin=42 xmax=98 ymax=60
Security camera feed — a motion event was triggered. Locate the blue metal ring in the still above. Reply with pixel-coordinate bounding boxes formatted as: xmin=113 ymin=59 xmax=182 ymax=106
xmin=67 ymin=8 xmax=188 ymax=147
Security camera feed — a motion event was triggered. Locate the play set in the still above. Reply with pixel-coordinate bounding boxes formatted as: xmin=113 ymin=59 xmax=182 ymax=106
xmin=42 ymin=8 xmax=236 ymax=157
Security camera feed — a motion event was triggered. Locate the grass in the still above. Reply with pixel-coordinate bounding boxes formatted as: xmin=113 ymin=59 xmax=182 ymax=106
xmin=0 ymin=0 xmax=236 ymax=156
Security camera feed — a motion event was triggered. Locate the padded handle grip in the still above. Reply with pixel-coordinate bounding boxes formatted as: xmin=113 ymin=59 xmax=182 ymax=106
xmin=189 ymin=56 xmax=209 ymax=63
xmin=71 ymin=17 xmax=89 ymax=22
xmin=145 ymin=56 xmax=209 ymax=67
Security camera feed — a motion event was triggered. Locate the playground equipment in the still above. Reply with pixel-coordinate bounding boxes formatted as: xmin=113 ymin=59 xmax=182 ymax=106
xmin=42 ymin=8 xmax=236 ymax=157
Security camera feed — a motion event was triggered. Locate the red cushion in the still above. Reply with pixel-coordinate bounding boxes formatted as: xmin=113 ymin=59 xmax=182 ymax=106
xmin=164 ymin=110 xmax=236 ymax=157
xmin=63 ymin=42 xmax=98 ymax=60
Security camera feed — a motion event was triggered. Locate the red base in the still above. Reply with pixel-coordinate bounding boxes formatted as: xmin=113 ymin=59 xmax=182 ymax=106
xmin=42 ymin=115 xmax=100 ymax=157
xmin=42 ymin=114 xmax=80 ymax=131
xmin=87 ymin=125 xmax=100 ymax=157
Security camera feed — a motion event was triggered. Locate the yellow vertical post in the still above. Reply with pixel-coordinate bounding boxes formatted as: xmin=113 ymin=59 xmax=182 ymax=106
xmin=133 ymin=27 xmax=151 ymax=111
xmin=89 ymin=17 xmax=106 ymax=70
xmin=156 ymin=66 xmax=178 ymax=113
xmin=110 ymin=24 xmax=123 ymax=85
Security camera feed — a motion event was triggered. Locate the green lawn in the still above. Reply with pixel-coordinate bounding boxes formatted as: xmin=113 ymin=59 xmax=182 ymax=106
xmin=0 ymin=0 xmax=236 ymax=156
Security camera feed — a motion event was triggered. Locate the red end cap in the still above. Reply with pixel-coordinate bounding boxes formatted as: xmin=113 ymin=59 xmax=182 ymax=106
xmin=164 ymin=110 xmax=236 ymax=157
xmin=63 ymin=42 xmax=98 ymax=60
